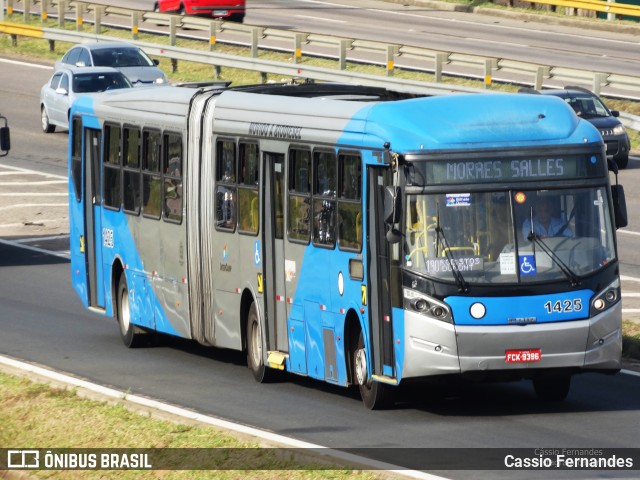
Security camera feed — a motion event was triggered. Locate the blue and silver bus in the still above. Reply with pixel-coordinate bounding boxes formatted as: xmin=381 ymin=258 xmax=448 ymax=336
xmin=69 ymin=83 xmax=627 ymax=409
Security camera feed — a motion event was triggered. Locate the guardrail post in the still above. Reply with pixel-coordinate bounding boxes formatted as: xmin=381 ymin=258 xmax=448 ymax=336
xmin=75 ymin=2 xmax=84 ymax=31
xmin=40 ymin=0 xmax=48 ymax=23
xmin=94 ymin=6 xmax=104 ymax=34
xmin=293 ymin=33 xmax=306 ymax=64
xmin=209 ymin=20 xmax=220 ymax=52
xmin=261 ymin=72 xmax=267 ymax=83
xmin=131 ymin=11 xmax=139 ymax=40
xmin=435 ymin=52 xmax=448 ymax=83
xmin=534 ymin=66 xmax=548 ymax=90
xmin=251 ymin=27 xmax=264 ymax=58
xmin=484 ymin=58 xmax=493 ymax=89
xmin=386 ymin=45 xmax=398 ymax=77
xmin=593 ymin=73 xmax=608 ymax=95
xmin=339 ymin=39 xmax=350 ymax=70
xmin=57 ymin=0 xmax=65 ymax=28
xmin=23 ymin=0 xmax=30 ymax=22
xmin=169 ymin=16 xmax=177 ymax=46
xmin=607 ymin=0 xmax=617 ymax=20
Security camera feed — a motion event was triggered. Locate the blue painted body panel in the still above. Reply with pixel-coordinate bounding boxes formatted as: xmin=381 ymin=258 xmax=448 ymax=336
xmin=446 ymin=290 xmax=593 ymax=326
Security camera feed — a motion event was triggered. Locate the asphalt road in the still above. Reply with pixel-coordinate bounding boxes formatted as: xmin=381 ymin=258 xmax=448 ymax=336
xmin=2 ymin=33 xmax=640 ymax=480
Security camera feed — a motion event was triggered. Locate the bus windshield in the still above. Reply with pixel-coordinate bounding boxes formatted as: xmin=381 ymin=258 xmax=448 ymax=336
xmin=404 ymin=187 xmax=615 ymax=284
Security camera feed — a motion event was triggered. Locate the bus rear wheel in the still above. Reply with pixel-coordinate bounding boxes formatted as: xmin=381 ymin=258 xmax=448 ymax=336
xmin=354 ymin=332 xmax=394 ymax=410
xmin=533 ymin=375 xmax=571 ymax=401
xmin=116 ymin=274 xmax=146 ymax=348
xmin=246 ymin=302 xmax=273 ymax=382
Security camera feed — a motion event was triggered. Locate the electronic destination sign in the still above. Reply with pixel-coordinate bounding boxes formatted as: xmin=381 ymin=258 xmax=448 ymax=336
xmin=415 ymin=154 xmax=605 ymax=185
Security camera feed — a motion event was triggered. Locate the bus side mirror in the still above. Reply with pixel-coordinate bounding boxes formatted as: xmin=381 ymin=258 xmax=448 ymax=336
xmin=383 ymin=186 xmax=402 ymax=244
xmin=0 ymin=117 xmax=10 ymax=157
xmin=611 ymin=184 xmax=627 ymax=229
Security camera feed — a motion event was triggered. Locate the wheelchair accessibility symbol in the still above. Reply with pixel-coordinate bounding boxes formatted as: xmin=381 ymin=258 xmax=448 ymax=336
xmin=519 ymin=255 xmax=536 ymax=275
xmin=254 ymin=240 xmax=261 ymax=266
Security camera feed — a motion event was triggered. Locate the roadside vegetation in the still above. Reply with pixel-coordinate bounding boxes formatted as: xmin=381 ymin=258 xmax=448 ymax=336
xmin=0 ymin=370 xmax=383 ymax=478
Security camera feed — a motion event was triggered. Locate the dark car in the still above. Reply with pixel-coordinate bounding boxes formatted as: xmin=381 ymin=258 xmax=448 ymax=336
xmin=56 ymin=42 xmax=168 ymax=86
xmin=527 ymin=86 xmax=631 ymax=169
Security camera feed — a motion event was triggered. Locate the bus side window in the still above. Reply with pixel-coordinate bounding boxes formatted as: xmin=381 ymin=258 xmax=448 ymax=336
xmin=338 ymin=152 xmax=362 ymax=252
xmin=142 ymin=129 xmax=162 ymax=219
xmin=71 ymin=116 xmax=82 ymax=203
xmin=238 ymin=141 xmax=259 ymax=235
xmin=287 ymin=147 xmax=311 ymax=244
xmin=123 ymin=125 xmax=141 ymax=215
xmin=312 ymin=149 xmax=337 ymax=248
xmin=163 ymin=132 xmax=183 ymax=223
xmin=216 ymin=139 xmax=237 ymax=231
xmin=103 ymin=123 xmax=122 ymax=210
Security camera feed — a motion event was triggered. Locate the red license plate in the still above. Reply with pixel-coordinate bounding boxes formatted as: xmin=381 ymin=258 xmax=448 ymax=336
xmin=505 ymin=349 xmax=542 ymax=363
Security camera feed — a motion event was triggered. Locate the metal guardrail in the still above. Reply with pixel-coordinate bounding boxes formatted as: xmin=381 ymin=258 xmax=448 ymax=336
xmin=2 ymin=0 xmax=640 ymax=101
xmin=526 ymin=0 xmax=640 ymax=18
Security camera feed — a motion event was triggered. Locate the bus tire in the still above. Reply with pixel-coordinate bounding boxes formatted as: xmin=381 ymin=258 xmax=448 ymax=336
xmin=354 ymin=332 xmax=394 ymax=410
xmin=116 ymin=274 xmax=146 ymax=348
xmin=246 ymin=302 xmax=273 ymax=383
xmin=533 ymin=375 xmax=571 ymax=402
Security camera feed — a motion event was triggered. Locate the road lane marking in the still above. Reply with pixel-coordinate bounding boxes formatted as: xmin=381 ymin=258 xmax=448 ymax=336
xmin=0 ymin=164 xmax=66 ymax=179
xmin=0 ymin=58 xmax=53 ymax=69
xmin=0 ymin=238 xmax=70 ymax=259
xmin=618 ymin=230 xmax=640 ymax=236
xmin=0 ymin=180 xmax=67 ymax=185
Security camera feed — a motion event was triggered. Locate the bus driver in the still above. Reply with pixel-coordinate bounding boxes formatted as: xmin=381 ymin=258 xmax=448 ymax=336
xmin=522 ymin=196 xmax=572 ymax=239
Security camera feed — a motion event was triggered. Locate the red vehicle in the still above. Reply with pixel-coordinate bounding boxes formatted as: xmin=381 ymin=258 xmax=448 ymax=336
xmin=154 ymin=0 xmax=245 ymax=22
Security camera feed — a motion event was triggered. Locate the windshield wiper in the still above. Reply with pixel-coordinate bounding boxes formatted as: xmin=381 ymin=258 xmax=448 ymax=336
xmin=436 ymin=205 xmax=469 ymax=293
xmin=527 ymin=232 xmax=581 ymax=287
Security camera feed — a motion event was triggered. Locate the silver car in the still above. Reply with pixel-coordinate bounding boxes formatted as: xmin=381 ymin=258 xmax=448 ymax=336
xmin=56 ymin=41 xmax=168 ymax=86
xmin=40 ymin=66 xmax=132 ymax=133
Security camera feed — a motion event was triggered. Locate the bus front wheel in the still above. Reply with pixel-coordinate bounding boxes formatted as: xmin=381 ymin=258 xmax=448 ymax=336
xmin=354 ymin=332 xmax=394 ymax=409
xmin=246 ymin=302 xmax=273 ymax=383
xmin=533 ymin=375 xmax=571 ymax=401
xmin=116 ymin=274 xmax=146 ymax=348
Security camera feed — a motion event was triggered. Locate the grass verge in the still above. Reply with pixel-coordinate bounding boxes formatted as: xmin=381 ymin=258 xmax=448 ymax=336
xmin=0 ymin=370 xmax=382 ymax=479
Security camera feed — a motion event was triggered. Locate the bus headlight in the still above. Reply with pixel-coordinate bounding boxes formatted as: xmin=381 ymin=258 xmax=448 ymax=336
xmin=590 ymin=278 xmax=620 ymax=316
xmin=404 ymin=288 xmax=452 ymax=323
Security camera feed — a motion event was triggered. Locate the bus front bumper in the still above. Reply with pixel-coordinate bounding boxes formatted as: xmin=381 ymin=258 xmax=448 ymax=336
xmin=400 ymin=302 xmax=622 ymax=381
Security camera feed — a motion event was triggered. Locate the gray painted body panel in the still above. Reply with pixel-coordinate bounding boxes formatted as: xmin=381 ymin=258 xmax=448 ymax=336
xmin=402 ymin=304 xmax=621 ymax=380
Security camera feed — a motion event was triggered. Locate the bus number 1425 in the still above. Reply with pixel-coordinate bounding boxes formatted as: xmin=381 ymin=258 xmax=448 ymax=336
xmin=544 ymin=299 xmax=582 ymax=314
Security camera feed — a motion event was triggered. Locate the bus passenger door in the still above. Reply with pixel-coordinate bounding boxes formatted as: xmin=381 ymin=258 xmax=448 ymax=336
xmin=366 ymin=166 xmax=396 ymax=382
xmin=83 ymin=128 xmax=105 ymax=309
xmin=262 ymin=152 xmax=288 ymax=354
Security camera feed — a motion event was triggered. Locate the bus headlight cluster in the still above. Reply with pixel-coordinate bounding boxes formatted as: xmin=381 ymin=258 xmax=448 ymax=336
xmin=404 ymin=288 xmax=452 ymax=323
xmin=590 ymin=278 xmax=620 ymax=316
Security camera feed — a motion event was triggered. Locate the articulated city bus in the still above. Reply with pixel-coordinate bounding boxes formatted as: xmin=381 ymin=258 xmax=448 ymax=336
xmin=68 ymin=82 xmax=627 ymax=409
